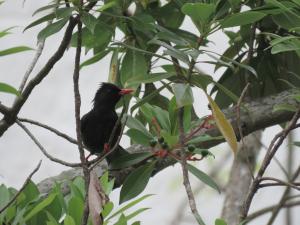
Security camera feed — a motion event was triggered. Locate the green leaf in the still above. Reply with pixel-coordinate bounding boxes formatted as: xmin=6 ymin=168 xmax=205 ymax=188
xmin=80 ymin=50 xmax=109 ymax=69
xmin=32 ymin=3 xmax=63 ymax=16
xmin=126 ymin=208 xmax=150 ymax=221
xmin=108 ymin=195 xmax=152 ymax=220
xmin=273 ymin=104 xmax=298 ymax=112
xmin=0 ymin=82 xmax=20 ymax=96
xmin=46 ymin=211 xmax=60 ymax=225
xmin=172 ymin=83 xmax=194 ymax=107
xmin=24 ymin=13 xmax=56 ymax=31
xmin=148 ymin=39 xmax=190 ymax=64
xmin=293 ymin=141 xmax=300 ymax=147
xmin=187 ymin=164 xmax=220 ymax=193
xmin=37 ymin=18 xmax=68 ymax=41
xmin=108 ymin=48 xmax=119 ymax=84
xmin=64 ymin=215 xmax=76 ymax=225
xmin=120 ymin=162 xmax=156 ymax=203
xmin=152 ymin=106 xmax=171 ymax=132
xmin=102 ymin=201 xmax=114 ymax=218
xmin=120 ymin=50 xmax=148 ymax=87
xmin=67 ymin=197 xmax=84 ymax=225
xmin=0 ymin=46 xmax=32 ymax=57
xmin=24 ymin=193 xmax=57 ymax=221
xmin=187 ymin=134 xmax=224 ymax=144
xmin=81 ymin=12 xmax=98 ymax=33
xmin=215 ymin=218 xmax=228 ymax=225
xmin=181 ymin=3 xmax=216 ymax=24
xmin=160 ymin=130 xmax=179 ymax=147
xmin=98 ymin=1 xmax=117 ymax=11
xmin=131 ymin=222 xmax=141 ymax=225
xmin=125 ymin=73 xmax=175 ymax=87
xmin=220 ymin=11 xmax=266 ymax=28
xmin=0 ymin=27 xmax=16 ymax=38
xmin=126 ymin=129 xmax=153 ymax=146
xmin=115 ymin=214 xmax=127 ymax=225
xmin=126 ymin=116 xmax=153 ymax=138
xmin=100 ymin=171 xmax=115 ymax=195
xmin=0 ymin=184 xmax=10 ymax=209
xmin=131 ymin=83 xmax=170 ymax=113
xmin=110 ymin=152 xmax=153 ymax=169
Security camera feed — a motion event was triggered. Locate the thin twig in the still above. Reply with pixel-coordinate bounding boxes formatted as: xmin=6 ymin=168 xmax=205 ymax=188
xmin=16 ymin=120 xmax=81 ymax=167
xmin=178 ymin=108 xmax=205 ymax=225
xmin=240 ymin=108 xmax=300 ymax=221
xmin=266 ymin=165 xmax=300 ymax=225
xmin=0 ymin=160 xmax=42 ymax=214
xmin=18 ymin=117 xmax=78 ymax=144
xmin=72 ymin=12 xmax=90 ymax=224
xmin=171 ymin=152 xmax=231 ymax=225
xmin=246 ymin=200 xmax=300 ymax=222
xmin=253 ymin=133 xmax=289 ymax=178
xmin=0 ymin=17 xmax=78 ymax=137
xmin=259 ymin=177 xmax=300 ymax=191
xmin=17 ymin=29 xmax=46 ymax=93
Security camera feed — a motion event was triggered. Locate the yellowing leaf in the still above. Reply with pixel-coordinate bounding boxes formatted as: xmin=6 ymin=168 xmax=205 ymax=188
xmin=205 ymin=93 xmax=237 ymax=154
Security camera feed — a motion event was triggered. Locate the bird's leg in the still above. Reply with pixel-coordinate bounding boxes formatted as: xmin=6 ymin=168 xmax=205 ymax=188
xmin=85 ymin=152 xmax=92 ymax=161
xmin=104 ymin=143 xmax=110 ymax=153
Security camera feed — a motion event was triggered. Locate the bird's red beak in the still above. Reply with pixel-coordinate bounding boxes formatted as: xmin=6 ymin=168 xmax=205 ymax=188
xmin=119 ymin=88 xmax=134 ymax=96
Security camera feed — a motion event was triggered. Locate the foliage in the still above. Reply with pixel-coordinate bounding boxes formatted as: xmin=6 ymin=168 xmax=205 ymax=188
xmin=1 ymin=0 xmax=300 ymax=224
xmin=0 ymin=174 xmax=150 ymax=225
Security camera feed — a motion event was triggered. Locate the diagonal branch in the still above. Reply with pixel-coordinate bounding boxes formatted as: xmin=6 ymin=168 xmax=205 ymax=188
xmin=240 ymin=108 xmax=300 ymax=221
xmin=0 ymin=17 xmax=78 ymax=136
xmin=0 ymin=160 xmax=42 ymax=214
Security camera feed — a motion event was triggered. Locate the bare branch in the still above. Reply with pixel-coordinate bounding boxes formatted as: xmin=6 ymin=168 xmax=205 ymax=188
xmin=259 ymin=177 xmax=300 ymax=191
xmin=246 ymin=200 xmax=300 ymax=222
xmin=72 ymin=11 xmax=90 ymax=224
xmin=240 ymin=108 xmax=300 ymax=221
xmin=0 ymin=17 xmax=78 ymax=136
xmin=16 ymin=120 xmax=81 ymax=167
xmin=18 ymin=117 xmax=78 ymax=144
xmin=0 ymin=160 xmax=42 ymax=214
xmin=178 ymin=108 xmax=205 ymax=225
xmin=266 ymin=165 xmax=300 ymax=225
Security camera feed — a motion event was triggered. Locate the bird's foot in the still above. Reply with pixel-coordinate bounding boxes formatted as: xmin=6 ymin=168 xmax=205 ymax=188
xmin=85 ymin=153 xmax=92 ymax=162
xmin=104 ymin=143 xmax=110 ymax=153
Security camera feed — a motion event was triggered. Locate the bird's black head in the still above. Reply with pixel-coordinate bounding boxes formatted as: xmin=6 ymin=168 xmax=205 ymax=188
xmin=93 ymin=83 xmax=133 ymax=110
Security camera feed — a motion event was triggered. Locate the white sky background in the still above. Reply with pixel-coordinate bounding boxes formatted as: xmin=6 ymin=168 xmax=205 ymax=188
xmin=0 ymin=1 xmax=300 ymax=225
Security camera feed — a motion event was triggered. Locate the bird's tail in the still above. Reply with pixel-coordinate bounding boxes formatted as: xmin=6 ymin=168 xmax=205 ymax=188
xmin=106 ymin=145 xmax=128 ymax=164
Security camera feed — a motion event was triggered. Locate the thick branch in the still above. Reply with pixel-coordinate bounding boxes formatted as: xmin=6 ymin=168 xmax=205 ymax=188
xmin=0 ymin=17 xmax=77 ymax=136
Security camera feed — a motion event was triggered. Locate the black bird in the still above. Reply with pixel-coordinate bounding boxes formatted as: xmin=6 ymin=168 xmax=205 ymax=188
xmin=80 ymin=83 xmax=133 ymax=163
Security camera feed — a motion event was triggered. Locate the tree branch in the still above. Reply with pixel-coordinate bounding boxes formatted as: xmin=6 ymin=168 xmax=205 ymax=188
xmin=0 ymin=17 xmax=78 ymax=136
xmin=240 ymin=108 xmax=300 ymax=221
xmin=178 ymin=108 xmax=205 ymax=225
xmin=0 ymin=160 xmax=42 ymax=214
